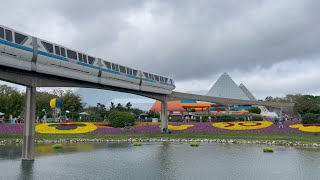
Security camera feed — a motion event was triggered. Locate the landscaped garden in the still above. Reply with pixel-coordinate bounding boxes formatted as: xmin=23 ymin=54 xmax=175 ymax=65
xmin=0 ymin=120 xmax=319 ymax=135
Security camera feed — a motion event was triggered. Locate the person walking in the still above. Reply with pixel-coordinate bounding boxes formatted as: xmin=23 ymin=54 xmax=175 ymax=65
xmin=278 ymin=118 xmax=284 ymax=128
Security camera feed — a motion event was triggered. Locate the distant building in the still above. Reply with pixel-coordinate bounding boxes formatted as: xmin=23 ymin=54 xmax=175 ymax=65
xmin=207 ymin=72 xmax=249 ymax=100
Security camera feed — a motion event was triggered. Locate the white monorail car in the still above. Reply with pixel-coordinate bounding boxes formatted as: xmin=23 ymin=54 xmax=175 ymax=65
xmin=0 ymin=25 xmax=175 ymax=94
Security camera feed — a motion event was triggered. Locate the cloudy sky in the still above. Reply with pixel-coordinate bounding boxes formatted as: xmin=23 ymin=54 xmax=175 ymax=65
xmin=1 ymin=0 xmax=320 ymax=100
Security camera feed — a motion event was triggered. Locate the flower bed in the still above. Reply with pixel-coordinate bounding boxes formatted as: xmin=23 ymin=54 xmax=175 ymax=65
xmin=290 ymin=124 xmax=320 ymax=133
xmin=212 ymin=121 xmax=273 ymax=130
xmin=36 ymin=123 xmax=97 ymax=134
xmin=0 ymin=120 xmax=305 ymax=134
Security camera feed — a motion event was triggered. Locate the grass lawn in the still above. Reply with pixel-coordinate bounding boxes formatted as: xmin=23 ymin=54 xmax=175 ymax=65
xmin=1 ymin=132 xmax=320 ymax=143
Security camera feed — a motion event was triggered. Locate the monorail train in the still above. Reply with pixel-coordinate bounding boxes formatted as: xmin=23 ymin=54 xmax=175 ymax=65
xmin=0 ymin=25 xmax=175 ymax=94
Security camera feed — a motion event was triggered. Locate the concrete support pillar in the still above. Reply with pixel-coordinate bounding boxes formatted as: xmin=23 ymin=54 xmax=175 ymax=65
xmin=22 ymin=86 xmax=36 ymax=161
xmin=279 ymin=107 xmax=283 ymax=120
xmin=160 ymin=96 xmax=168 ymax=133
xmin=225 ymin=106 xmax=230 ymax=115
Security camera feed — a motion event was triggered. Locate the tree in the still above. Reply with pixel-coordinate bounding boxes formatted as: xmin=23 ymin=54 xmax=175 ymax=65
xmin=110 ymin=102 xmax=115 ymax=110
xmin=294 ymin=95 xmax=320 ymax=114
xmin=0 ymin=85 xmax=24 ymax=118
xmin=248 ymin=107 xmax=261 ymax=114
xmin=36 ymin=91 xmax=57 ymax=117
xmin=125 ymin=102 xmax=132 ymax=110
xmin=108 ymin=111 xmax=135 ymax=127
xmin=60 ymin=90 xmax=82 ymax=112
xmin=147 ymin=110 xmax=160 ymax=118
xmin=116 ymin=103 xmax=126 ymax=111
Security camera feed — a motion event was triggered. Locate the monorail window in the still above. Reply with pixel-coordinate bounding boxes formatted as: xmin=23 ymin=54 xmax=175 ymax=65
xmin=78 ymin=53 xmax=83 ymax=62
xmin=83 ymin=55 xmax=88 ymax=63
xmin=55 ymin=46 xmax=61 ymax=56
xmin=160 ymin=76 xmax=164 ymax=82
xmin=67 ymin=49 xmax=77 ymax=60
xmin=143 ymin=72 xmax=149 ymax=79
xmin=5 ymin=29 xmax=12 ymax=42
xmin=129 ymin=69 xmax=133 ymax=75
xmin=170 ymin=79 xmax=173 ymax=84
xmin=88 ymin=56 xmax=95 ymax=64
xmin=112 ymin=64 xmax=116 ymax=71
xmin=14 ymin=32 xmax=27 ymax=45
xmin=154 ymin=75 xmax=159 ymax=81
xmin=61 ymin=48 xmax=66 ymax=57
xmin=42 ymin=41 xmax=54 ymax=53
xmin=104 ymin=61 xmax=111 ymax=69
xmin=119 ymin=66 xmax=126 ymax=73
xmin=149 ymin=74 xmax=154 ymax=80
xmin=126 ymin=67 xmax=129 ymax=74
xmin=0 ymin=27 xmax=4 ymax=39
xmin=164 ymin=77 xmax=168 ymax=83
xmin=133 ymin=69 xmax=138 ymax=76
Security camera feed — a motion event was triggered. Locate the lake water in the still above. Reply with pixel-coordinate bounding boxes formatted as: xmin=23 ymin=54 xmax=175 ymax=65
xmin=0 ymin=142 xmax=320 ymax=180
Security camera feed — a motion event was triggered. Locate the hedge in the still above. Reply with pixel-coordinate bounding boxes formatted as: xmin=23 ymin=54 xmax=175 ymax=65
xmin=108 ymin=111 xmax=135 ymax=127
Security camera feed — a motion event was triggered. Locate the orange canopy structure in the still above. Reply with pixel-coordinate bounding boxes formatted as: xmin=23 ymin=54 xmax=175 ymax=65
xmin=150 ymin=101 xmax=184 ymax=112
xmin=150 ymin=101 xmax=211 ymax=112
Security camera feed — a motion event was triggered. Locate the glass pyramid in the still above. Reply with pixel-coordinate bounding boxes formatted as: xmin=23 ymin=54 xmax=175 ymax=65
xmin=239 ymin=83 xmax=257 ymax=101
xmin=206 ymin=72 xmax=249 ymax=100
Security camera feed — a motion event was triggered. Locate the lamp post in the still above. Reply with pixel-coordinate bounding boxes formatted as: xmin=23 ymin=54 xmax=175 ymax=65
xmin=42 ymin=109 xmax=47 ymax=123
xmin=65 ymin=110 xmax=70 ymax=122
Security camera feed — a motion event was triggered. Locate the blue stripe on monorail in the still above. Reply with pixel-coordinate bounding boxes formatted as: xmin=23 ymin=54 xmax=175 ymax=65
xmin=38 ymin=51 xmax=68 ymax=61
xmin=0 ymin=39 xmax=33 ymax=52
xmin=0 ymin=38 xmax=175 ymax=87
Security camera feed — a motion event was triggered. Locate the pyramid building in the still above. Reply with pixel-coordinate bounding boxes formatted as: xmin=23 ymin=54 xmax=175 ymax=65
xmin=239 ymin=83 xmax=257 ymax=101
xmin=206 ymin=72 xmax=249 ymax=100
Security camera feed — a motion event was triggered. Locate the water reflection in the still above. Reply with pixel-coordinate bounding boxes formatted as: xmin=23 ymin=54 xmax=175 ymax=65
xmin=0 ymin=145 xmax=21 ymax=159
xmin=18 ymin=161 xmax=34 ymax=180
xmin=1 ymin=143 xmax=320 ymax=180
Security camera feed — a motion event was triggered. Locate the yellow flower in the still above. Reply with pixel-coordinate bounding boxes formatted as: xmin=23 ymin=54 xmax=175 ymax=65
xmin=168 ymin=124 xmax=194 ymax=130
xmin=213 ymin=121 xmax=273 ymax=130
xmin=36 ymin=122 xmax=97 ymax=134
xmin=290 ymin=124 xmax=320 ymax=133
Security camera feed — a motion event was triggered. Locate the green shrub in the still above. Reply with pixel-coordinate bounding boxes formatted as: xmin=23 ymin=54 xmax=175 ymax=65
xmin=109 ymin=111 xmax=135 ymax=127
xmin=213 ymin=114 xmax=263 ymax=122
xmin=190 ymin=142 xmax=200 ymax=147
xmin=133 ymin=142 xmax=142 ymax=146
xmin=263 ymin=147 xmax=274 ymax=152
xmin=216 ymin=115 xmax=236 ymax=122
xmin=251 ymin=116 xmax=263 ymax=121
xmin=302 ymin=113 xmax=319 ymax=124
xmin=248 ymin=107 xmax=261 ymax=114
xmin=52 ymin=144 xmax=63 ymax=149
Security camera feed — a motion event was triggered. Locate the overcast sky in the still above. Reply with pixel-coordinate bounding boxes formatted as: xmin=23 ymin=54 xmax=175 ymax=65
xmin=1 ymin=0 xmax=320 ymax=100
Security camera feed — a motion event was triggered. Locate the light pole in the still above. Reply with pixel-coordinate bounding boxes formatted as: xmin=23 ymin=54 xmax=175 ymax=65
xmin=42 ymin=109 xmax=47 ymax=123
xmin=65 ymin=110 xmax=70 ymax=122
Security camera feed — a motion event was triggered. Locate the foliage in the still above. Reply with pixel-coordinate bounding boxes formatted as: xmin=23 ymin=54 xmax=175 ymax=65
xmin=125 ymin=102 xmax=132 ymax=110
xmin=147 ymin=110 xmax=160 ymax=118
xmin=302 ymin=113 xmax=320 ymax=124
xmin=133 ymin=142 xmax=142 ymax=146
xmin=190 ymin=142 xmax=200 ymax=147
xmin=294 ymin=95 xmax=320 ymax=114
xmin=214 ymin=115 xmax=263 ymax=122
xmin=108 ymin=111 xmax=135 ymax=127
xmin=60 ymin=90 xmax=82 ymax=112
xmin=248 ymin=107 xmax=261 ymax=114
xmin=36 ymin=91 xmax=57 ymax=117
xmin=52 ymin=144 xmax=63 ymax=149
xmin=0 ymin=85 xmax=24 ymax=118
xmin=263 ymin=147 xmax=274 ymax=152
xmin=85 ymin=103 xmax=109 ymax=122
xmin=265 ymin=94 xmax=301 ymax=103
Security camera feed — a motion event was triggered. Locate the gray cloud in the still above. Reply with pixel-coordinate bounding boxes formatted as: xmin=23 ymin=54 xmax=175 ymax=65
xmin=1 ymin=0 xmax=320 ymax=98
